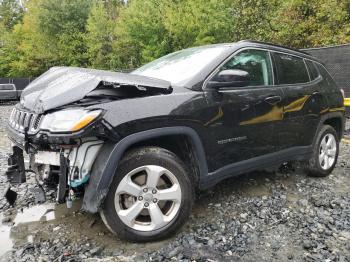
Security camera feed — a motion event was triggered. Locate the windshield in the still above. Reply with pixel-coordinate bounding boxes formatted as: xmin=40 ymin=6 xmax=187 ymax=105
xmin=132 ymin=45 xmax=229 ymax=86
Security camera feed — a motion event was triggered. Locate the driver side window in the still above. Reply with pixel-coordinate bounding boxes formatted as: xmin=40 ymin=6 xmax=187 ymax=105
xmin=214 ymin=49 xmax=273 ymax=87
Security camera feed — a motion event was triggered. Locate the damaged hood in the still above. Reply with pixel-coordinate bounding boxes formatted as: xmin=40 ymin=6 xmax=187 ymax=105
xmin=21 ymin=66 xmax=172 ymax=114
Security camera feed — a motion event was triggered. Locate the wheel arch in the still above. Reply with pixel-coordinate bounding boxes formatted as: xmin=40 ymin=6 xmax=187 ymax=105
xmin=82 ymin=126 xmax=208 ymax=213
xmin=311 ymin=112 xmax=345 ymax=147
xmin=323 ymin=115 xmax=344 ymax=139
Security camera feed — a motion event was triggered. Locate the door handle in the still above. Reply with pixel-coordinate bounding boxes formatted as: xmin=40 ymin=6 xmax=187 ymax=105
xmin=264 ymin=95 xmax=281 ymax=105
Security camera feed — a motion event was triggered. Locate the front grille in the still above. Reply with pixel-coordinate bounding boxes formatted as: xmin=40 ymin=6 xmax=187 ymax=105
xmin=33 ymin=114 xmax=42 ymax=130
xmin=9 ymin=108 xmax=42 ymax=133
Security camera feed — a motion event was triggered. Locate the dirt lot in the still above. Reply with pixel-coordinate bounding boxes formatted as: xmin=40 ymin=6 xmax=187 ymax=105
xmin=0 ymin=103 xmax=349 ymax=262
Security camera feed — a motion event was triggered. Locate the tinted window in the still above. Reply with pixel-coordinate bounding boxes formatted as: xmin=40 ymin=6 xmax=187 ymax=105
xmin=0 ymin=84 xmax=15 ymax=91
xmin=214 ymin=49 xmax=273 ymax=86
xmin=305 ymin=60 xmax=319 ymax=80
xmin=273 ymin=53 xmax=309 ymax=84
xmin=316 ymin=63 xmax=337 ymax=86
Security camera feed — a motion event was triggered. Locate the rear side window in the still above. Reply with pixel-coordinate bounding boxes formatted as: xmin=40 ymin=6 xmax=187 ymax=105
xmin=273 ymin=52 xmax=310 ymax=84
xmin=305 ymin=60 xmax=319 ymax=80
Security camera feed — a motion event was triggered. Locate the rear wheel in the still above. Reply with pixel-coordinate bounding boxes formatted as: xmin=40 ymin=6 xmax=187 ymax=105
xmin=100 ymin=147 xmax=194 ymax=242
xmin=306 ymin=125 xmax=339 ymax=177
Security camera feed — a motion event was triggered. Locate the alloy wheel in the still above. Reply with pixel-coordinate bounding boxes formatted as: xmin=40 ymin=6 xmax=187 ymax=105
xmin=318 ymin=133 xmax=337 ymax=170
xmin=114 ymin=165 xmax=182 ymax=231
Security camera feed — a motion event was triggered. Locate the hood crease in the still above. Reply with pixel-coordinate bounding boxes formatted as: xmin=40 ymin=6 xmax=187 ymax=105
xmin=21 ymin=67 xmax=172 ymax=114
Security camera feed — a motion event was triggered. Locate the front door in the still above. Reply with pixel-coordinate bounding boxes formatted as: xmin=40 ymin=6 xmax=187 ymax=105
xmin=204 ymin=49 xmax=284 ymax=171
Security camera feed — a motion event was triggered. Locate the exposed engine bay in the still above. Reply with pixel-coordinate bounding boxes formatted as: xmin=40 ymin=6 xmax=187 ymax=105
xmin=6 ymin=138 xmax=103 ymax=205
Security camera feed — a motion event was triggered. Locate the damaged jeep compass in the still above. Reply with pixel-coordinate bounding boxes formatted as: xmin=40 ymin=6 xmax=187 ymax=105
xmin=5 ymin=40 xmax=345 ymax=241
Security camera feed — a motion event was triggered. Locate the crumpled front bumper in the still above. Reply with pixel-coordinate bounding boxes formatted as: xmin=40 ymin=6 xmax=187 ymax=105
xmin=5 ymin=145 xmax=26 ymax=184
xmin=6 ymin=121 xmax=104 ymax=205
xmin=6 ymin=124 xmax=27 ymax=150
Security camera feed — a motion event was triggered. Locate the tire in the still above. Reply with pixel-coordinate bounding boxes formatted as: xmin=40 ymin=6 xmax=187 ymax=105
xmin=305 ymin=125 xmax=339 ymax=177
xmin=100 ymin=146 xmax=194 ymax=242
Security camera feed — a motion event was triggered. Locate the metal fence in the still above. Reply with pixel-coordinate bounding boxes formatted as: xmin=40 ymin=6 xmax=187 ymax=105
xmin=0 ymin=78 xmax=33 ymax=91
xmin=303 ymin=44 xmax=350 ymax=96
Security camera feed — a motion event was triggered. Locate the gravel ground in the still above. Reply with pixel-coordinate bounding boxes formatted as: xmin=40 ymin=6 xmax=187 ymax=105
xmin=0 ymin=103 xmax=350 ymax=262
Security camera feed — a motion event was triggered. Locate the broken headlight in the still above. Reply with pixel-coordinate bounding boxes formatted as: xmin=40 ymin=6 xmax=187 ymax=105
xmin=39 ymin=109 xmax=102 ymax=133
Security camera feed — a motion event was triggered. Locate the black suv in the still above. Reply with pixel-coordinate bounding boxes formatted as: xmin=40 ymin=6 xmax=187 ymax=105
xmin=5 ymin=40 xmax=345 ymax=241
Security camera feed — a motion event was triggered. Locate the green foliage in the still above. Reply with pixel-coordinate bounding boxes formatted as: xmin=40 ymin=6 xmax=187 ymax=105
xmin=164 ymin=0 xmax=234 ymax=48
xmin=85 ymin=1 xmax=121 ymax=69
xmin=112 ymin=0 xmax=169 ymax=69
xmin=0 ymin=0 xmax=350 ymax=77
xmin=270 ymin=0 xmax=350 ymax=48
xmin=0 ymin=0 xmax=23 ymax=30
xmin=0 ymin=23 xmax=23 ymax=76
xmin=0 ymin=0 xmax=24 ymax=76
xmin=229 ymin=0 xmax=279 ymax=42
xmin=1 ymin=0 xmax=92 ymax=76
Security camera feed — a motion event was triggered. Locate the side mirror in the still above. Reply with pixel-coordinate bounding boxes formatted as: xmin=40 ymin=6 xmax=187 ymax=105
xmin=208 ymin=69 xmax=250 ymax=89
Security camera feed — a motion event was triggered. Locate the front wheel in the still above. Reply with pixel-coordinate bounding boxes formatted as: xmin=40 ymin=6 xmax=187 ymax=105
xmin=100 ymin=147 xmax=194 ymax=242
xmin=306 ymin=125 xmax=339 ymax=177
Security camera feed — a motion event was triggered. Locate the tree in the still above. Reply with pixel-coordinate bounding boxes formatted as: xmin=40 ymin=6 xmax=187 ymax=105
xmin=85 ymin=1 xmax=122 ymax=70
xmin=113 ymin=0 xmax=233 ymax=69
xmin=9 ymin=0 xmax=92 ymax=76
xmin=110 ymin=0 xmax=283 ymax=70
xmin=228 ymin=0 xmax=278 ymax=42
xmin=0 ymin=0 xmax=24 ymax=30
xmin=0 ymin=0 xmax=24 ymax=76
xmin=0 ymin=24 xmax=23 ymax=76
xmin=1 ymin=0 xmax=350 ymax=77
xmin=112 ymin=0 xmax=170 ymax=69
xmin=269 ymin=0 xmax=350 ymax=48
xmin=163 ymin=0 xmax=234 ymax=49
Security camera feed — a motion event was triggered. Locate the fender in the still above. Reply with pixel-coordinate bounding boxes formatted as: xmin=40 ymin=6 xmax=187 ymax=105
xmin=304 ymin=111 xmax=345 ymax=157
xmin=82 ymin=126 xmax=208 ymax=213
xmin=317 ymin=111 xmax=345 ymax=141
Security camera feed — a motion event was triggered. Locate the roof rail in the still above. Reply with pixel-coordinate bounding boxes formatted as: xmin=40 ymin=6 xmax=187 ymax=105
xmin=239 ymin=39 xmax=309 ymax=55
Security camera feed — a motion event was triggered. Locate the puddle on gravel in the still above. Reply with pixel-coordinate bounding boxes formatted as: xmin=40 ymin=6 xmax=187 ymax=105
xmin=13 ymin=204 xmax=56 ymax=224
xmin=0 ymin=202 xmax=73 ymax=257
xmin=0 ymin=199 xmax=171 ymax=258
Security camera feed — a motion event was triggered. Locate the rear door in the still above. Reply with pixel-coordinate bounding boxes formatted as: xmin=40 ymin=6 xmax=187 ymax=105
xmin=272 ymin=52 xmax=326 ymax=148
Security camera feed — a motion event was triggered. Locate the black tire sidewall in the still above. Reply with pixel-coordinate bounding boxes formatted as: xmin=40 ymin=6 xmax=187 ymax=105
xmin=101 ymin=147 xmax=194 ymax=242
xmin=308 ymin=125 xmax=339 ymax=177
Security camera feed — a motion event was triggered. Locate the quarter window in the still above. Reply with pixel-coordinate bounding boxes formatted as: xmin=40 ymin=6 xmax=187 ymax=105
xmin=213 ymin=49 xmax=273 ymax=87
xmin=316 ymin=63 xmax=337 ymax=86
xmin=273 ymin=53 xmax=310 ymax=84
